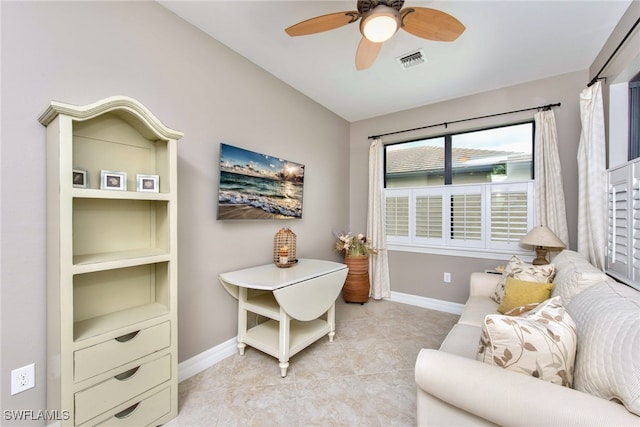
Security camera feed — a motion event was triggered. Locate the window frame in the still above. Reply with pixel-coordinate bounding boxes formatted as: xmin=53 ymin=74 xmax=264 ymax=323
xmin=383 ymin=121 xmax=535 ymax=260
xmin=629 ymin=72 xmax=640 ymax=160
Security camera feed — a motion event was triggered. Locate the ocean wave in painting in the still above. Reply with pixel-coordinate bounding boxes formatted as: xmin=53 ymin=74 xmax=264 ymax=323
xmin=218 ymin=170 xmax=302 ymax=218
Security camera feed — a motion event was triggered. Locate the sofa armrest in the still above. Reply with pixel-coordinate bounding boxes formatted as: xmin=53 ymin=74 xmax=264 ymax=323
xmin=469 ymin=272 xmax=501 ymax=297
xmin=415 ymin=349 xmax=639 ymax=426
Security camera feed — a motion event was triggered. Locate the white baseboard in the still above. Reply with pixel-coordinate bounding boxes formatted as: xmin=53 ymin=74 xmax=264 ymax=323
xmin=177 ymin=337 xmax=237 ymax=383
xmin=389 ymin=291 xmax=464 ymax=315
xmin=176 ymin=294 xmax=462 ymax=383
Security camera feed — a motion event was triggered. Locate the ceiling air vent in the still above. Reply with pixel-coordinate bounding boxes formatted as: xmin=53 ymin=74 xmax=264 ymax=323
xmin=397 ymin=49 xmax=425 ymax=70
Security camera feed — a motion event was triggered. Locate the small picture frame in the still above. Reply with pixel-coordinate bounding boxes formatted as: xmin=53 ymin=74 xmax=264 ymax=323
xmin=73 ymin=169 xmax=87 ymax=188
xmin=100 ymin=170 xmax=127 ymax=191
xmin=137 ymin=174 xmax=159 ymax=193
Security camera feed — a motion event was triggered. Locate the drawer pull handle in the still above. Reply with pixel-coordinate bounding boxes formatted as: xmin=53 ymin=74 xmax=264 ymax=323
xmin=115 ymin=330 xmax=140 ymax=343
xmin=114 ymin=366 xmax=140 ymax=381
xmin=114 ymin=402 xmax=140 ymax=419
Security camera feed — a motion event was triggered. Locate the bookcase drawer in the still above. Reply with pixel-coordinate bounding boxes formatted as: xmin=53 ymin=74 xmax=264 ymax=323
xmin=88 ymin=386 xmax=171 ymax=427
xmin=75 ymin=354 xmax=171 ymax=425
xmin=75 ymin=321 xmax=170 ymax=382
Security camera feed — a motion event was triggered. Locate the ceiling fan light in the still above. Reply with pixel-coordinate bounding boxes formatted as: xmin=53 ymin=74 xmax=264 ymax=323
xmin=360 ymin=6 xmax=400 ymax=43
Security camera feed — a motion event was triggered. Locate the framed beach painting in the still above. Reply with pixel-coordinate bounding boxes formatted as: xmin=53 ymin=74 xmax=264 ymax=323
xmin=217 ymin=143 xmax=305 ymax=220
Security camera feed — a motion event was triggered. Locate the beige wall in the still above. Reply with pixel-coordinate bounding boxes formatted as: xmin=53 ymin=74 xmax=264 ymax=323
xmin=0 ymin=1 xmax=349 ymax=419
xmin=590 ymin=1 xmax=640 ymax=94
xmin=349 ymin=70 xmax=587 ymax=303
xmin=590 ymin=0 xmax=640 ymax=163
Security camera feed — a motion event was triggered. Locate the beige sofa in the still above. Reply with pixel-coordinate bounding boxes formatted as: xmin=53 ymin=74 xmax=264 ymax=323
xmin=415 ymin=250 xmax=640 ymax=426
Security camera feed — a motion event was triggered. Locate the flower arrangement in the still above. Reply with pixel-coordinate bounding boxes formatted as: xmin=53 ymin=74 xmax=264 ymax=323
xmin=335 ymin=232 xmax=376 ymax=257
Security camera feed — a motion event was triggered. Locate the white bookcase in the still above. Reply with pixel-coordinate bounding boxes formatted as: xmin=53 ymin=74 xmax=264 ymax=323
xmin=39 ymin=96 xmax=182 ymax=426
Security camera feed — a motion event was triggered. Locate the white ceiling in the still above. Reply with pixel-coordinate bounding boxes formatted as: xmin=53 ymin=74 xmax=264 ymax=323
xmin=158 ymin=0 xmax=631 ymax=122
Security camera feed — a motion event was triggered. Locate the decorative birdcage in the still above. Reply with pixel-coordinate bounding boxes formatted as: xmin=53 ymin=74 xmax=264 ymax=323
xmin=273 ymin=228 xmax=296 ymax=268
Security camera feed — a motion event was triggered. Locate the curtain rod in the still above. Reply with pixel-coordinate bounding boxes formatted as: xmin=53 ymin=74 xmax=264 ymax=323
xmin=588 ymin=16 xmax=640 ymax=87
xmin=367 ymin=102 xmax=561 ymax=140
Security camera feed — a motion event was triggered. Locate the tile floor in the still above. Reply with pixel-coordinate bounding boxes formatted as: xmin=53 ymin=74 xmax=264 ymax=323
xmin=165 ymin=298 xmax=459 ymax=427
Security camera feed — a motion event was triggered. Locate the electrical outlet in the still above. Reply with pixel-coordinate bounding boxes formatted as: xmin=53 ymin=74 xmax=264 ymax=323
xmin=11 ymin=363 xmax=35 ymax=395
xmin=444 ymin=272 xmax=451 ymax=283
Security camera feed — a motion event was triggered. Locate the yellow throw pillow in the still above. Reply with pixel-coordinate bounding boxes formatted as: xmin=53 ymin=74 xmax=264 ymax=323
xmin=490 ymin=256 xmax=555 ymax=304
xmin=497 ymin=277 xmax=554 ymax=314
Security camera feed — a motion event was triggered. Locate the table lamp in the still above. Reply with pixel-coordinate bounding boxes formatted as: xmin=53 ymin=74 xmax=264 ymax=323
xmin=520 ymin=225 xmax=566 ymax=265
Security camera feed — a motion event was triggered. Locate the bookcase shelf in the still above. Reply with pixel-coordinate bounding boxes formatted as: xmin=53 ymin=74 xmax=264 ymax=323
xmin=40 ymin=96 xmax=182 ymax=426
xmin=72 ymin=188 xmax=171 ymax=201
xmin=74 ymin=303 xmax=169 ymax=342
xmin=73 ymin=249 xmax=170 ymax=274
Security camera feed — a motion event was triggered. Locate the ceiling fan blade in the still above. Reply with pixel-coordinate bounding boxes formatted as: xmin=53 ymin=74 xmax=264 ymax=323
xmin=355 ymin=37 xmax=383 ymax=70
xmin=400 ymin=7 xmax=465 ymax=41
xmin=285 ymin=11 xmax=359 ymax=36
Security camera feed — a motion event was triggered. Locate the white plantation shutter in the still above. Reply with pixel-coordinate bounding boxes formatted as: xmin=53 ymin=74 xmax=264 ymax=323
xmin=449 ymin=187 xmax=482 ymax=247
xmin=606 ymin=160 xmax=640 ymax=291
xmin=489 ymin=182 xmax=533 ymax=250
xmin=414 ymin=190 xmax=444 ymax=245
xmin=385 ymin=191 xmax=410 ymax=243
xmin=632 ymin=173 xmax=640 ymax=282
xmin=607 ymin=168 xmax=629 ymax=277
xmin=385 ymin=182 xmax=533 ymax=254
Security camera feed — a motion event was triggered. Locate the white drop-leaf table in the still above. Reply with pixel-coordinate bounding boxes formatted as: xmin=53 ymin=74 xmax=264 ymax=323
xmin=219 ymin=259 xmax=348 ymax=377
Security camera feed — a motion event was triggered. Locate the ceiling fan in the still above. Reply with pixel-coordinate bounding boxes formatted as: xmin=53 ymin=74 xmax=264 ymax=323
xmin=285 ymin=0 xmax=465 ymax=71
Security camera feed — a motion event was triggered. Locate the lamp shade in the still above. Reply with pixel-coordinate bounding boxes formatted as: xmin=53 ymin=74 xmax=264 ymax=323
xmin=520 ymin=225 xmax=566 ymax=249
xmin=360 ymin=5 xmax=400 ymax=43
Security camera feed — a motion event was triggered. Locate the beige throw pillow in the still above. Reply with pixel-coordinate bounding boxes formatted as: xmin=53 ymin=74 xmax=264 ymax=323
xmin=491 ymin=256 xmax=556 ymax=304
xmin=504 ymin=301 xmax=540 ymax=316
xmin=477 ymin=296 xmax=577 ymax=387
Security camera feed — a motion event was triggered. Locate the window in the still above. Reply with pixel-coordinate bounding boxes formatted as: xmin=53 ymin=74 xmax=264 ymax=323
xmin=385 ymin=138 xmax=445 ymax=188
xmin=384 ymin=122 xmax=535 ymax=258
xmin=630 ymin=72 xmax=640 ymax=160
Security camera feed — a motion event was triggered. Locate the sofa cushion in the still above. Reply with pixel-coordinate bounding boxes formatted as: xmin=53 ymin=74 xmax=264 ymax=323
xmin=497 ymin=277 xmax=554 ymax=314
xmin=567 ymin=280 xmax=640 ymax=416
xmin=550 ymin=249 xmax=608 ymax=305
xmin=491 ymin=256 xmax=555 ymax=304
xmin=458 ymin=296 xmax=499 ymax=327
xmin=477 ymin=296 xmax=577 ymax=387
xmin=439 ymin=323 xmax=483 ymax=359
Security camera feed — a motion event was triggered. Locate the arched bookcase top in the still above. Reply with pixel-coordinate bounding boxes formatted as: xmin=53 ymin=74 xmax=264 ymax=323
xmin=38 ymin=95 xmax=184 ymax=141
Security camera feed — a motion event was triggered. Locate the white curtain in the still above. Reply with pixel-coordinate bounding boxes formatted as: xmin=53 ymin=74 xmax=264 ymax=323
xmin=534 ymin=110 xmax=570 ymax=247
xmin=367 ymin=138 xmax=390 ymax=299
xmin=577 ymin=82 xmax=607 ymax=270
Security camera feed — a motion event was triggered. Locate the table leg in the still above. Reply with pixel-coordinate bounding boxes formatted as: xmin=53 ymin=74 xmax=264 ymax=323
xmin=278 ymin=362 xmax=289 ymax=378
xmin=237 ymin=287 xmax=248 ymax=356
xmin=278 ymin=308 xmax=291 ymax=377
xmin=327 ymin=302 xmax=336 ymax=342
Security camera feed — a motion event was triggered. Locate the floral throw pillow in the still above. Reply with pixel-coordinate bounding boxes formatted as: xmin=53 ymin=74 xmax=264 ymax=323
xmin=477 ymin=296 xmax=577 ymax=387
xmin=491 ymin=256 xmax=556 ymax=304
